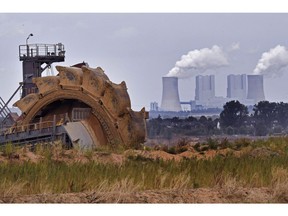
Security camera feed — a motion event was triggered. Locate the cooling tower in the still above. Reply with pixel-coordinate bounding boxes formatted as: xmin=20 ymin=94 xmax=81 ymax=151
xmin=161 ymin=77 xmax=182 ymax=112
xmin=227 ymin=74 xmax=247 ymax=99
xmin=247 ymin=75 xmax=265 ymax=103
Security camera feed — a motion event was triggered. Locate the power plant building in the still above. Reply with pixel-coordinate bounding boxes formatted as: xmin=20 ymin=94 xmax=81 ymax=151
xmin=247 ymin=75 xmax=265 ymax=104
xmin=160 ymin=77 xmax=182 ymax=112
xmin=195 ymin=75 xmax=215 ymax=102
xmin=150 ymin=102 xmax=159 ymax=111
xmin=227 ymin=74 xmax=247 ymax=100
xmin=153 ymin=73 xmax=266 ymax=116
xmin=194 ymin=75 xmax=227 ymax=108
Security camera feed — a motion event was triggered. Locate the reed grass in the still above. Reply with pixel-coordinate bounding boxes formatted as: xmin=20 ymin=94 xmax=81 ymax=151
xmin=0 ymin=154 xmax=288 ymax=196
xmin=0 ymin=137 xmax=288 ymax=198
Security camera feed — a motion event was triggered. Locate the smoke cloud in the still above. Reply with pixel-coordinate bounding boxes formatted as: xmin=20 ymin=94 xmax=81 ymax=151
xmin=253 ymin=45 xmax=288 ymax=76
xmin=167 ymin=45 xmax=229 ymax=78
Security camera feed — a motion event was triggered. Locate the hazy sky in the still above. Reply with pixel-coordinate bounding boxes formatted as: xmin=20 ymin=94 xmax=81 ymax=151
xmin=1 ymin=13 xmax=288 ymax=111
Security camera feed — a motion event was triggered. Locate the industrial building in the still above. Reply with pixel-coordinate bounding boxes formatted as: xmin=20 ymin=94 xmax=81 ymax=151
xmin=150 ymin=102 xmax=159 ymax=111
xmin=227 ymin=74 xmax=247 ymax=100
xmin=247 ymin=75 xmax=265 ymax=104
xmin=152 ymin=73 xmax=266 ymax=117
xmin=194 ymin=75 xmax=228 ymax=108
xmin=160 ymin=77 xmax=182 ymax=112
xmin=195 ymin=75 xmax=215 ymax=102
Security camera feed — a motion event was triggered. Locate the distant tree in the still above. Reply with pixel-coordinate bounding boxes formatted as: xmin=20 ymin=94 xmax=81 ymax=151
xmin=225 ymin=126 xmax=234 ymax=135
xmin=162 ymin=127 xmax=173 ymax=140
xmin=199 ymin=116 xmax=208 ymax=124
xmin=156 ymin=115 xmax=162 ymax=122
xmin=253 ymin=101 xmax=277 ymax=127
xmin=275 ymin=102 xmax=288 ymax=128
xmin=220 ymin=100 xmax=248 ymax=128
xmin=147 ymin=116 xmax=163 ymax=138
xmin=206 ymin=118 xmax=215 ymax=134
xmin=186 ymin=116 xmax=197 ymax=122
xmin=254 ymin=121 xmax=268 ymax=136
xmin=171 ymin=117 xmax=180 ymax=123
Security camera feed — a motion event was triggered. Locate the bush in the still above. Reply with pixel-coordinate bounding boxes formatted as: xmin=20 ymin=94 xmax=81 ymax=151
xmin=167 ymin=146 xmax=177 ymax=154
xmin=193 ymin=143 xmax=201 ymax=152
xmin=219 ymin=138 xmax=230 ymax=149
xmin=207 ymin=138 xmax=218 ymax=150
xmin=176 ymin=138 xmax=189 ymax=148
xmin=1 ymin=142 xmax=15 ymax=158
xmin=127 ymin=154 xmax=154 ymax=162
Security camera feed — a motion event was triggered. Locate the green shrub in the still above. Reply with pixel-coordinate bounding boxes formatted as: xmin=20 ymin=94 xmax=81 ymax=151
xmin=219 ymin=138 xmax=230 ymax=149
xmin=193 ymin=143 xmax=201 ymax=152
xmin=207 ymin=138 xmax=218 ymax=150
xmin=127 ymin=154 xmax=154 ymax=162
xmin=2 ymin=142 xmax=15 ymax=158
xmin=167 ymin=146 xmax=177 ymax=154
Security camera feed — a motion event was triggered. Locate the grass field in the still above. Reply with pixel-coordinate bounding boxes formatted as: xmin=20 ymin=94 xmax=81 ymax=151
xmin=1 ymin=137 xmax=288 ymax=202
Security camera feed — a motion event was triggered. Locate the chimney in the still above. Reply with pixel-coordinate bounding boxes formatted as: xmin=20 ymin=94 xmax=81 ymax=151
xmin=247 ymin=75 xmax=265 ymax=104
xmin=160 ymin=77 xmax=182 ymax=112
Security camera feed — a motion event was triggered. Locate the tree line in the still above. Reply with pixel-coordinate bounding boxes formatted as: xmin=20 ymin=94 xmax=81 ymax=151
xmin=147 ymin=100 xmax=288 ymax=138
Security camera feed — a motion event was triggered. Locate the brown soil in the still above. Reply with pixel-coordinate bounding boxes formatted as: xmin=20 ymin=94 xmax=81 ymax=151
xmin=0 ymin=187 xmax=275 ymax=203
xmin=0 ymin=143 xmax=281 ymax=165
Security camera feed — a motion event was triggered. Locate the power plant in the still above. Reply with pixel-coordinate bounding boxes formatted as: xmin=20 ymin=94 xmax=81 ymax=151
xmin=247 ymin=75 xmax=265 ymax=104
xmin=160 ymin=77 xmax=182 ymax=112
xmin=227 ymin=74 xmax=247 ymax=100
xmin=195 ymin=75 xmax=215 ymax=102
xmin=151 ymin=74 xmax=265 ymax=117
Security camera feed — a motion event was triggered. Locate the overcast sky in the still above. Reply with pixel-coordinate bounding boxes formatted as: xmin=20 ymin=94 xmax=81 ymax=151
xmin=1 ymin=13 xmax=288 ymax=110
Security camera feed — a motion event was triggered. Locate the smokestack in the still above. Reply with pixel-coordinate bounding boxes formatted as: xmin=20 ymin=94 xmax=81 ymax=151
xmin=161 ymin=77 xmax=182 ymax=112
xmin=247 ymin=75 xmax=265 ymax=104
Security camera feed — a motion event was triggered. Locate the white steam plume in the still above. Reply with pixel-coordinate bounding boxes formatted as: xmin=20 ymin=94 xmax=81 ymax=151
xmin=253 ymin=45 xmax=288 ymax=76
xmin=167 ymin=45 xmax=229 ymax=78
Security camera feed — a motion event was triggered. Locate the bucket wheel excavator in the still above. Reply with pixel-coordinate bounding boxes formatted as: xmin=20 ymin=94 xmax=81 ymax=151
xmin=0 ymin=42 xmax=148 ymax=149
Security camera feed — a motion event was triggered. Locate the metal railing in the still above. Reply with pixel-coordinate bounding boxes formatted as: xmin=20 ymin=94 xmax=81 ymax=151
xmin=0 ymin=120 xmax=54 ymax=135
xmin=0 ymin=109 xmax=92 ymax=146
xmin=19 ymin=43 xmax=65 ymax=58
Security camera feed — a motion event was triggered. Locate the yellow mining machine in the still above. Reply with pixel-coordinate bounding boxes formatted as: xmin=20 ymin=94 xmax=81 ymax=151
xmin=0 ymin=41 xmax=148 ymax=149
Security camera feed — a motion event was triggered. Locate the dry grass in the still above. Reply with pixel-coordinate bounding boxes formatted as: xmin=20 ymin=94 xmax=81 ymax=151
xmin=0 ymin=179 xmax=28 ymax=197
xmin=1 ymin=137 xmax=288 ymax=203
xmin=218 ymin=175 xmax=239 ymax=196
xmin=270 ymin=167 xmax=288 ymax=202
